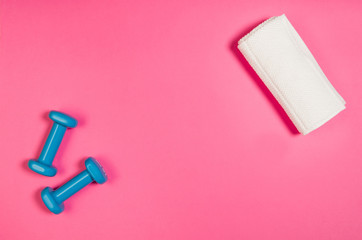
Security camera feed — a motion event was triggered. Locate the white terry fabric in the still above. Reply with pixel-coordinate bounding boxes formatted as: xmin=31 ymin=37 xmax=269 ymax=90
xmin=238 ymin=14 xmax=345 ymax=135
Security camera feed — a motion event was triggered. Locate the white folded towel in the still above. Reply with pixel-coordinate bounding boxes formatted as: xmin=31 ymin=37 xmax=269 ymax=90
xmin=238 ymin=14 xmax=345 ymax=135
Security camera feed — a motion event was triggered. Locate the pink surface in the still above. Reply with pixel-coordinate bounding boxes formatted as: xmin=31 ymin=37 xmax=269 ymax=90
xmin=0 ymin=0 xmax=361 ymax=239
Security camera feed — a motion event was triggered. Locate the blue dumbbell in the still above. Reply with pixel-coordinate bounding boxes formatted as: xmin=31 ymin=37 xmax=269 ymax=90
xmin=28 ymin=111 xmax=78 ymax=177
xmin=41 ymin=157 xmax=107 ymax=214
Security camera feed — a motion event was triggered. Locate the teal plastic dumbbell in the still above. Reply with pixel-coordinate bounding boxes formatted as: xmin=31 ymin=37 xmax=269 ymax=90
xmin=41 ymin=157 xmax=107 ymax=214
xmin=28 ymin=111 xmax=77 ymax=177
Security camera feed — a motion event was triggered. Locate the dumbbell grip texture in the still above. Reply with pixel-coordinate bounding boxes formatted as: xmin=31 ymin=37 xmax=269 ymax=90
xmin=38 ymin=124 xmax=67 ymax=166
xmin=54 ymin=170 xmax=93 ymax=203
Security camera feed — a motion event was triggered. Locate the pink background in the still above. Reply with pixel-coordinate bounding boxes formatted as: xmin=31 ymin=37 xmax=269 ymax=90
xmin=0 ymin=0 xmax=362 ymax=239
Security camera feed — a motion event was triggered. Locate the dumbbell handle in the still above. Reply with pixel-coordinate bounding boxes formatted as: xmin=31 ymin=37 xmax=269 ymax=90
xmin=53 ymin=170 xmax=93 ymax=203
xmin=38 ymin=123 xmax=67 ymax=166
